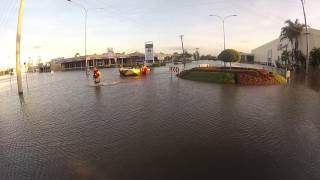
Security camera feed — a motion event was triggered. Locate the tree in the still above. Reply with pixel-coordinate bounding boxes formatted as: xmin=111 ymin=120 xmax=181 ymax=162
xmin=184 ymin=51 xmax=193 ymax=59
xmin=74 ymin=53 xmax=80 ymax=57
xmin=193 ymin=51 xmax=200 ymax=61
xmin=310 ymin=48 xmax=320 ymax=67
xmin=200 ymin=54 xmax=217 ymax=60
xmin=193 ymin=49 xmax=200 ymax=61
xmin=280 ymin=19 xmax=305 ymax=69
xmin=295 ymin=50 xmax=306 ymax=70
xmin=218 ymin=49 xmax=240 ymax=68
xmin=281 ymin=50 xmax=290 ymax=69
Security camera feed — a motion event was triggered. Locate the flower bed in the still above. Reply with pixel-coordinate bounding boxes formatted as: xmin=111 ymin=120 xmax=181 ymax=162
xmin=178 ymin=67 xmax=287 ymax=85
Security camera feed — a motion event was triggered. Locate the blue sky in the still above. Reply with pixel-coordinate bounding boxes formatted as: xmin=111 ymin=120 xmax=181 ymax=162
xmin=1 ymin=0 xmax=320 ymax=68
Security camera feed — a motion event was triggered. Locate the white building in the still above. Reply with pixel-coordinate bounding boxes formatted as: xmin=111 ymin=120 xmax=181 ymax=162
xmin=252 ymin=28 xmax=320 ymax=66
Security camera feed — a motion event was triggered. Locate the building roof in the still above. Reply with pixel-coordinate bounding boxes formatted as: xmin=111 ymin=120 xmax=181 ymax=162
xmin=252 ymin=28 xmax=320 ymax=52
xmin=51 ymin=50 xmax=172 ymax=64
xmin=128 ymin=51 xmax=145 ymax=57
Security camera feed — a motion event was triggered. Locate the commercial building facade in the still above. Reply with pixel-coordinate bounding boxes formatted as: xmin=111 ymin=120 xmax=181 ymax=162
xmin=251 ymin=28 xmax=320 ymax=66
xmin=57 ymin=51 xmax=159 ymax=71
xmin=240 ymin=52 xmax=254 ymax=64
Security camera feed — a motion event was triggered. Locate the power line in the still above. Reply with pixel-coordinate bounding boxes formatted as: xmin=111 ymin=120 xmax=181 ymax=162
xmin=0 ymin=0 xmax=13 ymax=25
xmin=0 ymin=0 xmax=18 ymax=28
xmin=0 ymin=1 xmax=19 ymax=35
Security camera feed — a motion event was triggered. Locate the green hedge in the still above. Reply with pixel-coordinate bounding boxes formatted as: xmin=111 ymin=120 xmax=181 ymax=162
xmin=108 ymin=64 xmax=117 ymax=68
xmin=149 ymin=63 xmax=161 ymax=67
xmin=181 ymin=71 xmax=235 ymax=84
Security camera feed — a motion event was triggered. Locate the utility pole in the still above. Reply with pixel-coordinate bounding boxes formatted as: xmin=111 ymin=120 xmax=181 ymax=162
xmin=16 ymin=0 xmax=25 ymax=94
xmin=301 ymin=0 xmax=310 ymax=74
xmin=179 ymin=35 xmax=186 ymax=69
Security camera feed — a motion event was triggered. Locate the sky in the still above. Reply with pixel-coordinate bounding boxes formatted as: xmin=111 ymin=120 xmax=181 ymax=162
xmin=0 ymin=0 xmax=320 ymax=68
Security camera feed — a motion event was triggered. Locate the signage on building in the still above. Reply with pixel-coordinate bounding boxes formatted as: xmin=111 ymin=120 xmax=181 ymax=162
xmin=145 ymin=42 xmax=154 ymax=63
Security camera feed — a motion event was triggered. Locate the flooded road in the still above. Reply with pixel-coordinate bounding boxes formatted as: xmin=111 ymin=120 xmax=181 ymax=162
xmin=1 ymin=63 xmax=320 ymax=180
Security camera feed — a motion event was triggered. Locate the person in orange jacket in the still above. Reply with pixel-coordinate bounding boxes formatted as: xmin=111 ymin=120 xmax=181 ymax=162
xmin=141 ymin=65 xmax=148 ymax=75
xmin=93 ymin=67 xmax=101 ymax=84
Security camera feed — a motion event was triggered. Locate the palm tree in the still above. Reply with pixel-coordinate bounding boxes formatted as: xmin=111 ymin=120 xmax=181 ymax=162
xmin=280 ymin=19 xmax=305 ymax=69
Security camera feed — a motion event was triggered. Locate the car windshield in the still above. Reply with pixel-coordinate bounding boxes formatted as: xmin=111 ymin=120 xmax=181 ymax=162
xmin=1 ymin=0 xmax=320 ymax=180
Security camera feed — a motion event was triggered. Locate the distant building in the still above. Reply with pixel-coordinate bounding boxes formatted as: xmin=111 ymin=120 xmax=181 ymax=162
xmin=240 ymin=52 xmax=254 ymax=64
xmin=155 ymin=52 xmax=171 ymax=63
xmin=127 ymin=51 xmax=145 ymax=64
xmin=50 ymin=57 xmax=64 ymax=71
xmin=0 ymin=68 xmax=13 ymax=76
xmin=38 ymin=63 xmax=51 ymax=73
xmin=53 ymin=51 xmax=162 ymax=71
xmin=252 ymin=28 xmax=320 ymax=66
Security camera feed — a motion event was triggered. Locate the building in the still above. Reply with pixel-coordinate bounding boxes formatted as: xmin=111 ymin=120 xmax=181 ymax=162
xmin=127 ymin=51 xmax=145 ymax=64
xmin=38 ymin=63 xmax=51 ymax=73
xmin=50 ymin=57 xmax=64 ymax=71
xmin=55 ymin=51 xmax=161 ymax=71
xmin=155 ymin=52 xmax=171 ymax=63
xmin=252 ymin=28 xmax=320 ymax=66
xmin=0 ymin=68 xmax=13 ymax=76
xmin=240 ymin=52 xmax=254 ymax=64
xmin=59 ymin=54 xmax=118 ymax=71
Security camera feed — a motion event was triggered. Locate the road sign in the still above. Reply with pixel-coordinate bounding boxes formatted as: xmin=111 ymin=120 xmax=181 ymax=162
xmin=170 ymin=66 xmax=180 ymax=73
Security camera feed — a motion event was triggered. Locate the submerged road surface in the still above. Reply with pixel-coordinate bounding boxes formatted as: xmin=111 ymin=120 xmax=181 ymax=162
xmin=1 ymin=63 xmax=320 ymax=180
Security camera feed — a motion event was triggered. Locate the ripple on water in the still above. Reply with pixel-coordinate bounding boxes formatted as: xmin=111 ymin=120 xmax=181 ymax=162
xmin=1 ymin=66 xmax=320 ymax=180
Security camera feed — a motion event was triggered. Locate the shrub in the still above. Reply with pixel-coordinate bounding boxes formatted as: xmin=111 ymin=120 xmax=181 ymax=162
xmin=218 ymin=49 xmax=240 ymax=67
xmin=274 ymin=74 xmax=287 ymax=84
xmin=310 ymin=48 xmax=320 ymax=67
xmin=181 ymin=71 xmax=235 ymax=84
xmin=150 ymin=63 xmax=161 ymax=67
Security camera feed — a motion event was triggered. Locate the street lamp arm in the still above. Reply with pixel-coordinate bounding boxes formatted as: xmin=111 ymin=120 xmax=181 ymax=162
xmin=67 ymin=0 xmax=88 ymax=14
xmin=209 ymin=14 xmax=237 ymax=50
xmin=87 ymin=7 xmax=104 ymax=11
xmin=209 ymin=14 xmax=223 ymax=21
xmin=223 ymin=14 xmax=237 ymax=21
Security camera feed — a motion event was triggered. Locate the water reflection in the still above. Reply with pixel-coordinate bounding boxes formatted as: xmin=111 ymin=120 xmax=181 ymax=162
xmin=18 ymin=93 xmax=25 ymax=105
xmin=307 ymin=69 xmax=320 ymax=92
xmin=94 ymin=86 xmax=102 ymax=100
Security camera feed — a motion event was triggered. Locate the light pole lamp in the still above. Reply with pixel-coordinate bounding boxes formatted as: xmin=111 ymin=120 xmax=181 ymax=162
xmin=67 ymin=0 xmax=104 ymax=74
xmin=67 ymin=0 xmax=89 ymax=74
xmin=209 ymin=14 xmax=237 ymax=50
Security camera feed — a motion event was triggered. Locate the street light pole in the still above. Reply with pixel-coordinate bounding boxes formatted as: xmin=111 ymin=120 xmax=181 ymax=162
xmin=209 ymin=14 xmax=237 ymax=50
xmin=84 ymin=8 xmax=88 ymax=74
xmin=222 ymin=19 xmax=226 ymax=50
xmin=179 ymin=35 xmax=186 ymax=70
xmin=16 ymin=0 xmax=25 ymax=94
xmin=67 ymin=0 xmax=89 ymax=75
xmin=301 ymin=0 xmax=309 ymax=74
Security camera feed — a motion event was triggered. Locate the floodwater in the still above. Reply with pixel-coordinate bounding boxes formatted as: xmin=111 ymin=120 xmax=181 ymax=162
xmin=0 ymin=62 xmax=320 ymax=180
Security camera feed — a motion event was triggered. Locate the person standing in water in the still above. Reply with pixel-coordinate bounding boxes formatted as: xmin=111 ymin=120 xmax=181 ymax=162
xmin=141 ymin=64 xmax=148 ymax=75
xmin=93 ymin=67 xmax=101 ymax=84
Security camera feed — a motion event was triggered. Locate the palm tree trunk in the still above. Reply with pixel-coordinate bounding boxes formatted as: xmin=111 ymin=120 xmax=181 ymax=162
xmin=291 ymin=41 xmax=294 ymax=70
